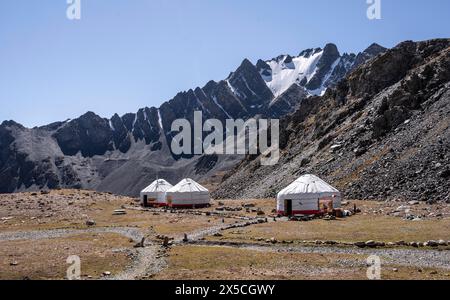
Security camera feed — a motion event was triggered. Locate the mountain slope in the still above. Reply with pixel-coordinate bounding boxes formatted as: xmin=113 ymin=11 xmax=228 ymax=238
xmin=213 ymin=39 xmax=450 ymax=203
xmin=0 ymin=43 xmax=386 ymax=196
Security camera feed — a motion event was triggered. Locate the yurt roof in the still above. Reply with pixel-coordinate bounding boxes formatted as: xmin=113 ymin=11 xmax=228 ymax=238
xmin=278 ymin=174 xmax=339 ymax=196
xmin=141 ymin=179 xmax=173 ymax=193
xmin=167 ymin=178 xmax=209 ymax=193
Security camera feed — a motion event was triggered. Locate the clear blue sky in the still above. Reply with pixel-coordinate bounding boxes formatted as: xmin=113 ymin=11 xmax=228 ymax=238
xmin=1 ymin=0 xmax=449 ymax=127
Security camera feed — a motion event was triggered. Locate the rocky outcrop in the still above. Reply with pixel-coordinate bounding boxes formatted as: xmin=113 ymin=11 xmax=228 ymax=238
xmin=54 ymin=112 xmax=114 ymax=157
xmin=228 ymin=58 xmax=274 ymax=113
xmin=353 ymin=43 xmax=387 ymax=68
xmin=305 ymin=43 xmax=341 ymax=91
xmin=268 ymin=84 xmax=309 ymax=117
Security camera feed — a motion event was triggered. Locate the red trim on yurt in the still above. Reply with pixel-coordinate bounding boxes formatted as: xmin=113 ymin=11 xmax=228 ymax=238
xmin=143 ymin=203 xmax=167 ymax=208
xmin=278 ymin=210 xmax=321 ymax=216
xmin=168 ymin=203 xmax=210 ymax=209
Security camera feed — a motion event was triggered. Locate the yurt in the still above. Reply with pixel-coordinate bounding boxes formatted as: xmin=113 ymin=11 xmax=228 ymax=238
xmin=140 ymin=179 xmax=173 ymax=207
xmin=165 ymin=178 xmax=210 ymax=208
xmin=277 ymin=174 xmax=341 ymax=216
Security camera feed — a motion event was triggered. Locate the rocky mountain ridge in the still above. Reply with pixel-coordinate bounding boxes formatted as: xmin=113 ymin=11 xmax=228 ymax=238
xmin=0 ymin=43 xmax=386 ymax=196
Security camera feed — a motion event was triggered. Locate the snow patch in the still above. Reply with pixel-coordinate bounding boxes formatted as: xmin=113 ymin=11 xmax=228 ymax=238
xmin=109 ymin=119 xmax=115 ymax=131
xmin=263 ymin=51 xmax=323 ymax=97
xmin=132 ymin=114 xmax=138 ymax=129
xmin=240 ymin=75 xmax=257 ymax=97
xmin=226 ymin=80 xmax=243 ymax=99
xmin=193 ymin=91 xmax=210 ymax=114
xmin=212 ymin=96 xmax=232 ymax=119
xmin=157 ymin=109 xmax=163 ymax=130
xmin=309 ymin=57 xmax=341 ymax=96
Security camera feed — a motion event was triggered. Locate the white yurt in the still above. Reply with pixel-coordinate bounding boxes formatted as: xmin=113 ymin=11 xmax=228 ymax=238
xmin=140 ymin=179 xmax=173 ymax=207
xmin=165 ymin=178 xmax=210 ymax=208
xmin=277 ymin=174 xmax=341 ymax=216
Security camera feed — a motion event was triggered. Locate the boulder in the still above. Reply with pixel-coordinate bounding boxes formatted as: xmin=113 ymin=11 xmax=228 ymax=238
xmin=425 ymin=240 xmax=439 ymax=247
xmin=257 ymin=210 xmax=265 ymax=216
xmin=85 ymin=220 xmax=96 ymax=226
xmin=113 ymin=209 xmax=127 ymax=215
xmin=365 ymin=240 xmax=377 ymax=248
xmin=438 ymin=240 xmax=447 ymax=246
xmin=354 ymin=242 xmax=366 ymax=248
xmin=133 ymin=237 xmax=145 ymax=248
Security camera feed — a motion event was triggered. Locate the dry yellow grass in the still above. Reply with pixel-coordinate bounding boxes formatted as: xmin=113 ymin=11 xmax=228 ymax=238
xmin=2 ymin=190 xmax=449 ymax=280
xmin=0 ymin=190 xmax=235 ymax=238
xmin=0 ymin=189 xmax=135 ymax=232
xmin=0 ymin=232 xmax=132 ymax=280
xmin=208 ymin=214 xmax=450 ymax=244
xmin=156 ymin=245 xmax=449 ymax=280
xmin=205 ymin=198 xmax=277 ymax=217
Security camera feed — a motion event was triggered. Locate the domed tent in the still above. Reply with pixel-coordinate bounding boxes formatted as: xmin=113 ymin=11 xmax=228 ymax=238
xmin=165 ymin=178 xmax=210 ymax=208
xmin=277 ymin=174 xmax=341 ymax=216
xmin=140 ymin=179 xmax=173 ymax=207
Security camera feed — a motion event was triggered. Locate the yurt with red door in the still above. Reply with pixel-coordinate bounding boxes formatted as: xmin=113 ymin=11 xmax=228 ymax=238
xmin=277 ymin=174 xmax=341 ymax=216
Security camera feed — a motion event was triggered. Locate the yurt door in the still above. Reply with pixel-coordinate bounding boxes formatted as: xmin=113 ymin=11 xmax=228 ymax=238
xmin=319 ymin=199 xmax=333 ymax=213
xmin=284 ymin=200 xmax=293 ymax=216
xmin=143 ymin=195 xmax=148 ymax=207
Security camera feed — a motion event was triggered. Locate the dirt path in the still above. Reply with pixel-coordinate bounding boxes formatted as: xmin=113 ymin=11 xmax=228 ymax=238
xmin=109 ymin=245 xmax=167 ymax=280
xmin=174 ymin=219 xmax=264 ymax=243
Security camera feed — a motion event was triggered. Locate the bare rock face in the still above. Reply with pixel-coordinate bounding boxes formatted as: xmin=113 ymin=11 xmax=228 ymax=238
xmin=195 ymin=155 xmax=219 ymax=175
xmin=214 ymin=39 xmax=450 ymax=203
xmin=110 ymin=113 xmax=132 ymax=153
xmin=227 ymin=58 xmax=274 ymax=113
xmin=305 ymin=43 xmax=341 ymax=91
xmin=353 ymin=43 xmax=387 ymax=68
xmin=268 ymin=84 xmax=309 ymax=117
xmin=256 ymin=59 xmax=271 ymax=77
xmin=54 ymin=112 xmax=114 ymax=157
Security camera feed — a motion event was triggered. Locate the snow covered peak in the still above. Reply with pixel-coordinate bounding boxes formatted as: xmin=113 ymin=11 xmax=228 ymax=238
xmin=259 ymin=49 xmax=324 ymax=97
xmin=257 ymin=43 xmax=386 ymax=99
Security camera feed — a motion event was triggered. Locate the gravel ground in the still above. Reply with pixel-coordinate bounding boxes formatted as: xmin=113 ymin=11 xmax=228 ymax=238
xmin=0 ymin=227 xmax=144 ymax=243
xmin=188 ymin=241 xmax=450 ymax=270
xmin=174 ymin=219 xmax=263 ymax=243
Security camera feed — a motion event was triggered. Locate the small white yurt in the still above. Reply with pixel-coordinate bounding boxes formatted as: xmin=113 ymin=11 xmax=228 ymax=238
xmin=165 ymin=178 xmax=210 ymax=208
xmin=277 ymin=174 xmax=341 ymax=216
xmin=140 ymin=179 xmax=173 ymax=207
